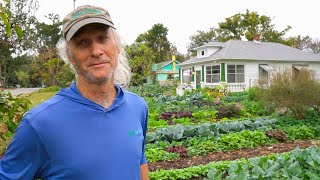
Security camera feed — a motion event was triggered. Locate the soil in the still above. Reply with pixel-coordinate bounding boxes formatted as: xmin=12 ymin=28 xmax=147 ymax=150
xmin=149 ymin=140 xmax=318 ymax=172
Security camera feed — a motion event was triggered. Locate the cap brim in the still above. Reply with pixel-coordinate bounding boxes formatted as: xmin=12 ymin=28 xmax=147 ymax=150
xmin=66 ymin=17 xmax=115 ymax=41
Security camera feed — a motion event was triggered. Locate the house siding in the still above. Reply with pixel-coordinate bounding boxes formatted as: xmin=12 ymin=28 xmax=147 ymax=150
xmin=178 ymin=60 xmax=320 ymax=94
xmin=162 ymin=64 xmax=180 ymax=71
xmin=152 ymin=61 xmax=181 ymax=84
xmin=224 ymin=61 xmax=320 ymax=89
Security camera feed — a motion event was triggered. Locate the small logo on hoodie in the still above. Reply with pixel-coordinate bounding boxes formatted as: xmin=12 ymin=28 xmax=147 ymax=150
xmin=128 ymin=129 xmax=143 ymax=136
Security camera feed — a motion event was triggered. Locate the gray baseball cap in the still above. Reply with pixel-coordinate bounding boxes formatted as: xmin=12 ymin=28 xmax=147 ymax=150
xmin=63 ymin=5 xmax=115 ymax=41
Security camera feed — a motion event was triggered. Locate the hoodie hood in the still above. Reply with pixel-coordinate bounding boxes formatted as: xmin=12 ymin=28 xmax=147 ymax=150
xmin=56 ymin=82 xmax=125 ymax=112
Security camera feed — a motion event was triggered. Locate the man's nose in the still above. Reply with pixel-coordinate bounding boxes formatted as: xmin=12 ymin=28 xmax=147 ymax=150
xmin=91 ymin=41 xmax=103 ymax=57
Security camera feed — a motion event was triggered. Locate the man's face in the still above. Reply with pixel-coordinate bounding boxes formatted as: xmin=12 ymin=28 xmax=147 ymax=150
xmin=68 ymin=24 xmax=119 ymax=84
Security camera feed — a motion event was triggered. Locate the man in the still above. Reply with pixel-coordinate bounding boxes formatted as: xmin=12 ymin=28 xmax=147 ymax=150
xmin=0 ymin=5 xmax=149 ymax=180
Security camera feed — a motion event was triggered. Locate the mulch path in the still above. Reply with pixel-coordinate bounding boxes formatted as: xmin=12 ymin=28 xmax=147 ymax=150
xmin=149 ymin=140 xmax=317 ymax=171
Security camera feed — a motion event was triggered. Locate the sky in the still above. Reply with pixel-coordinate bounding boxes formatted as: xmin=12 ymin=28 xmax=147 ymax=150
xmin=36 ymin=0 xmax=320 ymax=54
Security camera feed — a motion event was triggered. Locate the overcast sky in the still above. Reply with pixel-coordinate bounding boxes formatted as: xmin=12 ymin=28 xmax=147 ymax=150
xmin=36 ymin=0 xmax=320 ymax=54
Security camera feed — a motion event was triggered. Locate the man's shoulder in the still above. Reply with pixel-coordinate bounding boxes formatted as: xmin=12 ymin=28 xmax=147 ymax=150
xmin=24 ymin=94 xmax=66 ymax=122
xmin=123 ymin=91 xmax=146 ymax=104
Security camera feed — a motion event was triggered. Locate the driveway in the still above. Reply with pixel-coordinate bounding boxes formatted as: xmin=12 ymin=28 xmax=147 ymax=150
xmin=3 ymin=88 xmax=41 ymax=97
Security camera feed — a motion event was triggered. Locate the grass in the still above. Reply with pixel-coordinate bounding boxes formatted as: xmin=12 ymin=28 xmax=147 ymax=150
xmin=23 ymin=91 xmax=57 ymax=108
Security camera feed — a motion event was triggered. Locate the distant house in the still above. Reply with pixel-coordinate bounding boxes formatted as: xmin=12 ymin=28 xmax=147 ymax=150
xmin=151 ymin=58 xmax=180 ymax=85
xmin=177 ymin=39 xmax=320 ymax=95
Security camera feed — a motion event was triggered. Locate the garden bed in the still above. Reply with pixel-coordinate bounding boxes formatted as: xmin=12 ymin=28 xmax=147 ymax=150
xmin=149 ymin=140 xmax=316 ymax=171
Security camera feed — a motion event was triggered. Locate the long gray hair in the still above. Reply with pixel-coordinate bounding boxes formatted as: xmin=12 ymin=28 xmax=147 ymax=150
xmin=56 ymin=28 xmax=131 ymax=89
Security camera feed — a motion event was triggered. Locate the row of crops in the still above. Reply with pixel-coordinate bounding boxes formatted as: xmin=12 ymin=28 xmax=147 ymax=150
xmin=150 ymin=145 xmax=320 ymax=180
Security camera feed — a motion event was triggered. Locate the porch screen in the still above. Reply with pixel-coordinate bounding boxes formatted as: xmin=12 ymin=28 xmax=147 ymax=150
xmin=293 ymin=65 xmax=312 ymax=71
xmin=182 ymin=68 xmax=192 ymax=83
xmin=293 ymin=65 xmax=313 ymax=77
xmin=227 ymin=65 xmax=244 ymax=83
xmin=259 ymin=65 xmax=271 ymax=84
xmin=206 ymin=65 xmax=220 ymax=83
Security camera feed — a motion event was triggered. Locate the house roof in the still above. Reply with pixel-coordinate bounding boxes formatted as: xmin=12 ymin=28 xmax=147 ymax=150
xmin=193 ymin=41 xmax=225 ymax=50
xmin=154 ymin=60 xmax=180 ymax=69
xmin=180 ymin=40 xmax=320 ymax=66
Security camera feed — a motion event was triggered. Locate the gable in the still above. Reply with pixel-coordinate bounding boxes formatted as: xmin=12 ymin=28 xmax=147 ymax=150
xmin=162 ymin=63 xmax=180 ymax=71
xmin=197 ymin=47 xmax=221 ymax=58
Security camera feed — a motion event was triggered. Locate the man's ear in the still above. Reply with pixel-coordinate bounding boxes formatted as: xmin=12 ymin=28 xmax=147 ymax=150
xmin=67 ymin=48 xmax=76 ymax=66
xmin=116 ymin=44 xmax=120 ymax=54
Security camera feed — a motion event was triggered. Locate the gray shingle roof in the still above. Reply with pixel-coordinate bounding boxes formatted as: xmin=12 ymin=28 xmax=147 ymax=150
xmin=193 ymin=41 xmax=225 ymax=50
xmin=180 ymin=40 xmax=320 ymax=66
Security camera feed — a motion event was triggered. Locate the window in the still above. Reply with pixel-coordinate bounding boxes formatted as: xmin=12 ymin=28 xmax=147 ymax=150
xmin=293 ymin=65 xmax=311 ymax=77
xmin=259 ymin=64 xmax=270 ymax=84
xmin=201 ymin=50 xmax=205 ymax=56
xmin=182 ymin=68 xmax=192 ymax=83
xmin=206 ymin=65 xmax=220 ymax=83
xmin=227 ymin=65 xmax=244 ymax=83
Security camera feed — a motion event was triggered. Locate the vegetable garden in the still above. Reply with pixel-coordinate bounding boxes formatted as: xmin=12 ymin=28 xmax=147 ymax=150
xmin=131 ymin=84 xmax=320 ymax=180
xmin=1 ymin=84 xmax=320 ymax=179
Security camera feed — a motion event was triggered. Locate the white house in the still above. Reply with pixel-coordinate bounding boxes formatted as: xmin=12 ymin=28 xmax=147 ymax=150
xmin=177 ymin=40 xmax=320 ymax=95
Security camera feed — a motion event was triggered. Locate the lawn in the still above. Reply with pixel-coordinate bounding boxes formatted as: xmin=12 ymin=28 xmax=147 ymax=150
xmin=24 ymin=91 xmax=57 ymax=108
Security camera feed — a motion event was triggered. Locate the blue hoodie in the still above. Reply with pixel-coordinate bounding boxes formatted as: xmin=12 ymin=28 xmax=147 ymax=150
xmin=0 ymin=83 xmax=148 ymax=180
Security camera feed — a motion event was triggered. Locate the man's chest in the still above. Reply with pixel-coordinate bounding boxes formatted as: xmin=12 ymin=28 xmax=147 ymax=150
xmin=38 ymin=111 xmax=144 ymax=179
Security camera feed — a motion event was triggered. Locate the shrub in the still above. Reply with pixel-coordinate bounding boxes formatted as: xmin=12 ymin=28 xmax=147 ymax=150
xmin=200 ymin=87 xmax=224 ymax=100
xmin=217 ymin=103 xmax=242 ymax=119
xmin=0 ymin=91 xmax=30 ymax=155
xmin=246 ymin=87 xmax=259 ymax=101
xmin=56 ymin=64 xmax=76 ymax=88
xmin=265 ymin=129 xmax=288 ymax=142
xmin=256 ymin=68 xmax=320 ymax=119
xmin=160 ymin=111 xmax=193 ymax=120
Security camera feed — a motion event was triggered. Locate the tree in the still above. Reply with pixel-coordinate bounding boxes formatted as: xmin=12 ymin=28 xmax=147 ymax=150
xmin=170 ymin=44 xmax=187 ymax=62
xmin=28 ymin=14 xmax=73 ymax=87
xmin=40 ymin=58 xmax=66 ymax=86
xmin=0 ymin=0 xmax=24 ymax=39
xmin=56 ymin=64 xmax=75 ymax=87
xmin=15 ymin=70 xmax=29 ymax=87
xmin=289 ymin=35 xmax=320 ymax=55
xmin=32 ymin=14 xmax=62 ymax=57
xmin=187 ymin=10 xmax=292 ymax=55
xmin=136 ymin=23 xmax=172 ymax=63
xmin=187 ymin=28 xmax=217 ymax=56
xmin=6 ymin=54 xmax=32 ymax=87
xmin=216 ymin=10 xmax=291 ymax=43
xmin=1 ymin=0 xmax=39 ymax=53
xmin=0 ymin=0 xmax=38 ymax=87
xmin=126 ymin=43 xmax=155 ymax=88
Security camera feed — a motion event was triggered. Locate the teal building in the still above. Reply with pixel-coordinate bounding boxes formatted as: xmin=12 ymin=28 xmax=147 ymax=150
xmin=151 ymin=60 xmax=180 ymax=84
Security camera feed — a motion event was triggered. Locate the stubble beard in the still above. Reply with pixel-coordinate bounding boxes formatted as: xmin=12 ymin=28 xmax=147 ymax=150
xmin=73 ymin=61 xmax=116 ymax=85
xmin=77 ymin=67 xmax=114 ymax=84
